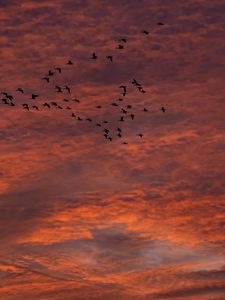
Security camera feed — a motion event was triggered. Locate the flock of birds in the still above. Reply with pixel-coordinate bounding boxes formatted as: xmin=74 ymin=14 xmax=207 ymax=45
xmin=1 ymin=23 xmax=166 ymax=145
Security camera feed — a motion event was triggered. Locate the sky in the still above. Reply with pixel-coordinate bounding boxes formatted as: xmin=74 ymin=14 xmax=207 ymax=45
xmin=0 ymin=0 xmax=225 ymax=299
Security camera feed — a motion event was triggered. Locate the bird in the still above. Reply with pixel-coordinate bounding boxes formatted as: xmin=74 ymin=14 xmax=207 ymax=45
xmin=120 ymin=38 xmax=127 ymax=43
xmin=55 ymin=67 xmax=62 ymax=73
xmin=117 ymin=128 xmax=122 ymax=132
xmin=77 ymin=116 xmax=82 ymax=121
xmin=57 ymin=105 xmax=63 ymax=109
xmin=66 ymin=106 xmax=72 ymax=110
xmin=117 ymin=98 xmax=123 ymax=101
xmin=63 ymin=98 xmax=69 ymax=102
xmin=72 ymin=98 xmax=80 ymax=103
xmin=22 ymin=103 xmax=29 ymax=110
xmin=157 ymin=22 xmax=164 ymax=25
xmin=86 ymin=118 xmax=92 ymax=122
xmin=117 ymin=44 xmax=124 ymax=49
xmin=2 ymin=98 xmax=9 ymax=104
xmin=118 ymin=133 xmax=122 ymax=138
xmin=104 ymin=128 xmax=109 ymax=134
xmin=96 ymin=123 xmax=101 ymax=127
xmin=119 ymin=116 xmax=124 ymax=122
xmin=10 ymin=102 xmax=15 ymax=106
xmin=96 ymin=105 xmax=102 ymax=109
xmin=103 ymin=121 xmax=108 ymax=124
xmin=132 ymin=79 xmax=141 ymax=86
xmin=31 ymin=94 xmax=39 ymax=99
xmin=71 ymin=113 xmax=76 ymax=117
xmin=64 ymin=85 xmax=71 ymax=93
xmin=119 ymin=85 xmax=127 ymax=93
xmin=42 ymin=77 xmax=50 ymax=83
xmin=91 ymin=52 xmax=97 ymax=59
xmin=43 ymin=102 xmax=50 ymax=108
xmin=137 ymin=134 xmax=143 ymax=138
xmin=127 ymin=105 xmax=132 ymax=109
xmin=130 ymin=114 xmax=135 ymax=120
xmin=32 ymin=105 xmax=39 ymax=110
xmin=123 ymin=142 xmax=128 ymax=144
xmin=55 ymin=86 xmax=62 ymax=93
xmin=51 ymin=101 xmax=58 ymax=106
xmin=111 ymin=103 xmax=119 ymax=107
xmin=108 ymin=137 xmax=112 ymax=141
xmin=121 ymin=108 xmax=127 ymax=114
xmin=17 ymin=88 xmax=24 ymax=93
xmin=48 ymin=70 xmax=54 ymax=76
xmin=142 ymin=30 xmax=149 ymax=35
xmin=106 ymin=55 xmax=113 ymax=61
xmin=161 ymin=106 xmax=166 ymax=112
xmin=67 ymin=59 xmax=73 ymax=65
xmin=104 ymin=133 xmax=108 ymax=139
xmin=5 ymin=94 xmax=13 ymax=100
xmin=143 ymin=107 xmax=148 ymax=112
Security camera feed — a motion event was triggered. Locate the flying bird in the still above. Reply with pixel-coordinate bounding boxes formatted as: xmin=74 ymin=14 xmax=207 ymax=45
xmin=127 ymin=105 xmax=132 ymax=109
xmin=73 ymin=98 xmax=80 ymax=103
xmin=86 ymin=118 xmax=92 ymax=122
xmin=43 ymin=103 xmax=51 ymax=108
xmin=142 ymin=30 xmax=149 ymax=35
xmin=121 ymin=108 xmax=127 ymax=114
xmin=130 ymin=114 xmax=135 ymax=120
xmin=67 ymin=59 xmax=73 ymax=65
xmin=96 ymin=123 xmax=101 ymax=127
xmin=143 ymin=107 xmax=148 ymax=112
xmin=48 ymin=70 xmax=54 ymax=76
xmin=66 ymin=106 xmax=72 ymax=110
xmin=42 ymin=77 xmax=50 ymax=83
xmin=117 ymin=128 xmax=122 ymax=132
xmin=57 ymin=105 xmax=63 ymax=109
xmin=55 ymin=86 xmax=62 ymax=93
xmin=51 ymin=101 xmax=58 ymax=106
xmin=64 ymin=85 xmax=71 ymax=93
xmin=106 ymin=55 xmax=113 ymax=61
xmin=17 ymin=88 xmax=24 ymax=93
xmin=71 ymin=113 xmax=76 ymax=117
xmin=120 ymin=38 xmax=127 ymax=43
xmin=161 ymin=106 xmax=166 ymax=112
xmin=22 ymin=103 xmax=29 ymax=110
xmin=96 ymin=105 xmax=102 ymax=108
xmin=91 ymin=52 xmax=97 ymax=59
xmin=55 ymin=67 xmax=62 ymax=73
xmin=77 ymin=116 xmax=82 ymax=121
xmin=111 ymin=103 xmax=119 ymax=107
xmin=137 ymin=134 xmax=143 ymax=138
xmin=31 ymin=94 xmax=39 ymax=99
xmin=117 ymin=44 xmax=124 ymax=49
xmin=119 ymin=116 xmax=124 ymax=122
xmin=157 ymin=22 xmax=164 ymax=25
xmin=32 ymin=105 xmax=39 ymax=110
xmin=63 ymin=98 xmax=69 ymax=102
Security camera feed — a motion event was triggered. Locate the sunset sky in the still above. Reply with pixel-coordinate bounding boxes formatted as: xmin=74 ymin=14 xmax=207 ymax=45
xmin=0 ymin=0 xmax=225 ymax=299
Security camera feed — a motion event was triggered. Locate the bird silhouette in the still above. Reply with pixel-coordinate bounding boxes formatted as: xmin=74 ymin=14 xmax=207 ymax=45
xmin=104 ymin=128 xmax=109 ymax=134
xmin=161 ymin=106 xmax=165 ymax=112
xmin=71 ymin=113 xmax=76 ymax=117
xmin=10 ymin=102 xmax=15 ymax=106
xmin=2 ymin=99 xmax=9 ymax=104
xmin=118 ymin=133 xmax=122 ymax=138
xmin=142 ymin=30 xmax=149 ymax=35
xmin=111 ymin=103 xmax=119 ymax=107
xmin=132 ymin=79 xmax=141 ymax=86
xmin=17 ymin=88 xmax=24 ymax=93
xmin=127 ymin=105 xmax=132 ymax=109
xmin=42 ymin=77 xmax=50 ymax=83
xmin=96 ymin=123 xmax=101 ymax=127
xmin=23 ymin=103 xmax=29 ymax=110
xmin=86 ymin=118 xmax=92 ymax=122
xmin=96 ymin=105 xmax=102 ymax=109
xmin=67 ymin=60 xmax=73 ymax=65
xmin=66 ymin=106 xmax=72 ymax=110
xmin=91 ymin=52 xmax=97 ymax=59
xmin=63 ymin=98 xmax=69 ymax=102
xmin=117 ymin=98 xmax=123 ymax=101
xmin=51 ymin=101 xmax=58 ymax=106
xmin=119 ymin=116 xmax=124 ymax=122
xmin=103 ymin=121 xmax=108 ymax=124
xmin=77 ymin=116 xmax=82 ymax=121
xmin=117 ymin=44 xmax=124 ymax=49
xmin=119 ymin=85 xmax=127 ymax=93
xmin=55 ymin=86 xmax=62 ymax=93
xmin=31 ymin=94 xmax=39 ymax=99
xmin=117 ymin=128 xmax=122 ymax=132
xmin=57 ymin=105 xmax=63 ymax=109
xmin=104 ymin=133 xmax=108 ymax=139
xmin=108 ymin=137 xmax=112 ymax=141
xmin=32 ymin=105 xmax=39 ymax=110
xmin=121 ymin=108 xmax=127 ymax=114
xmin=120 ymin=38 xmax=127 ymax=43
xmin=106 ymin=55 xmax=113 ymax=61
xmin=123 ymin=142 xmax=128 ymax=144
xmin=64 ymin=85 xmax=71 ymax=93
xmin=48 ymin=70 xmax=54 ymax=76
xmin=157 ymin=22 xmax=164 ymax=25
xmin=130 ymin=114 xmax=135 ymax=120
xmin=43 ymin=102 xmax=51 ymax=108
xmin=55 ymin=67 xmax=62 ymax=73
xmin=137 ymin=133 xmax=143 ymax=138
xmin=73 ymin=99 xmax=80 ymax=103
xmin=143 ymin=108 xmax=148 ymax=112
